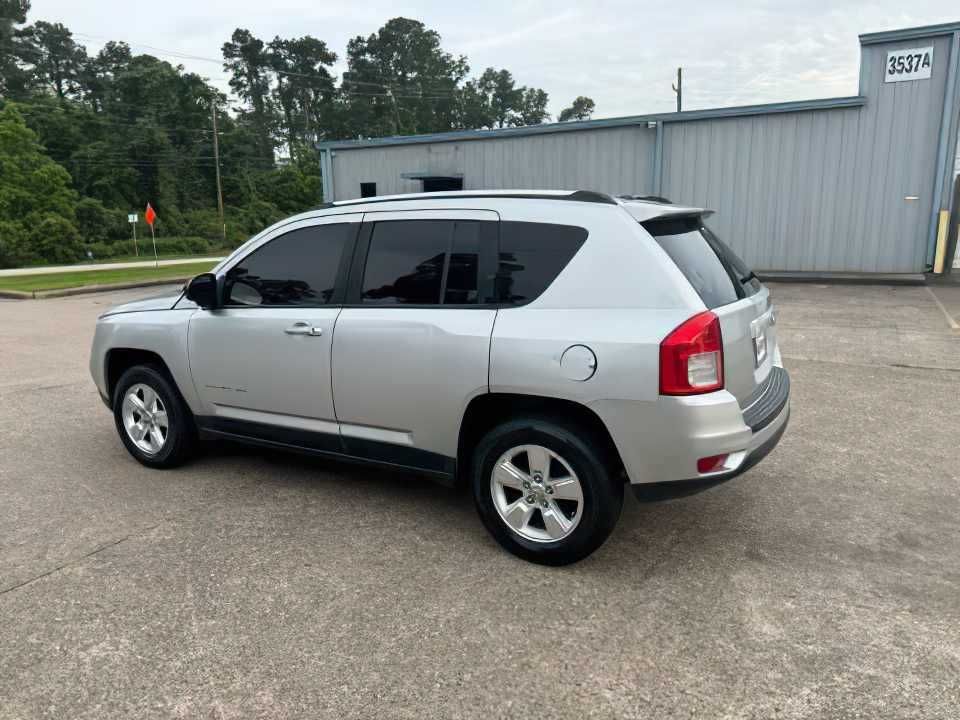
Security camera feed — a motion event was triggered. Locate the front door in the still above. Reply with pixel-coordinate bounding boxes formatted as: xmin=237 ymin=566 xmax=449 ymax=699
xmin=188 ymin=215 xmax=359 ymax=445
xmin=331 ymin=210 xmax=499 ymax=471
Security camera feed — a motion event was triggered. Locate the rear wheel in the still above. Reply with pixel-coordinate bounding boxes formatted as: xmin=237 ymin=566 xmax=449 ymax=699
xmin=113 ymin=365 xmax=196 ymax=468
xmin=472 ymin=417 xmax=623 ymax=565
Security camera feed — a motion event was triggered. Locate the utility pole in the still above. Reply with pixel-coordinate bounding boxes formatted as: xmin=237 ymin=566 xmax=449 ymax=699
xmin=211 ymin=100 xmax=226 ymax=244
xmin=385 ymin=87 xmax=400 ymax=136
xmin=672 ymin=67 xmax=682 ymax=112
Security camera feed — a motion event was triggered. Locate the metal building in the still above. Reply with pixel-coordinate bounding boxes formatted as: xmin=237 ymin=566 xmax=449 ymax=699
xmin=318 ymin=22 xmax=960 ymax=276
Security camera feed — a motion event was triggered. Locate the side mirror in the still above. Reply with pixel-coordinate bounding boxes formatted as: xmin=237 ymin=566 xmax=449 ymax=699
xmin=186 ymin=273 xmax=220 ymax=309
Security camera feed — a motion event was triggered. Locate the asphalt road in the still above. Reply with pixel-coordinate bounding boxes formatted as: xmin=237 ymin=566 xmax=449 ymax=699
xmin=1 ymin=283 xmax=959 ymax=719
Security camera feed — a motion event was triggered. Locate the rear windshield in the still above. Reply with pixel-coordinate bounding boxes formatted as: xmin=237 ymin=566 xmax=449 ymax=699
xmin=642 ymin=215 xmax=760 ymax=308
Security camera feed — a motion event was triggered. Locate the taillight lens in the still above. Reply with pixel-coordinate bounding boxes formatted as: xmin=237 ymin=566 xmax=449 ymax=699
xmin=659 ymin=311 xmax=724 ymax=395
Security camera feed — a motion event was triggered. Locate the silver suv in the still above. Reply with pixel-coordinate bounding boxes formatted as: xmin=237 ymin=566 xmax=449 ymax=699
xmin=90 ymin=190 xmax=789 ymax=565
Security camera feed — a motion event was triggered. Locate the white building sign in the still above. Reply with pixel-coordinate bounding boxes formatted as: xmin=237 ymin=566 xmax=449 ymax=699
xmin=885 ymin=47 xmax=933 ymax=82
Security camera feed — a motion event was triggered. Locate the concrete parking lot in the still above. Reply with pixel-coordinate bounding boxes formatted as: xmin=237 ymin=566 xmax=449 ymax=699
xmin=1 ymin=282 xmax=959 ymax=719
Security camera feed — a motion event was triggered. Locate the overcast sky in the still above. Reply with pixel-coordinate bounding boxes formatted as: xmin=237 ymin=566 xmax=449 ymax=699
xmin=29 ymin=0 xmax=960 ymax=119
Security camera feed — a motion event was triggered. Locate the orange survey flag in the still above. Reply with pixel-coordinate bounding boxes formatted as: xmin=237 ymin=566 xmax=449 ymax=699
xmin=145 ymin=203 xmax=157 ymax=227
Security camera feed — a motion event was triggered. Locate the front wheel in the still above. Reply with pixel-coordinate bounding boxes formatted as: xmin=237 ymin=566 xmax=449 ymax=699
xmin=471 ymin=417 xmax=623 ymax=565
xmin=113 ymin=365 xmax=196 ymax=468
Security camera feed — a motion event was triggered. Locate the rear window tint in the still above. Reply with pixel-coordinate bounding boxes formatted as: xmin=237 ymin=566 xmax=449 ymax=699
xmin=496 ymin=222 xmax=587 ymax=305
xmin=643 ymin=215 xmax=757 ymax=308
xmin=701 ymin=226 xmax=762 ymax=295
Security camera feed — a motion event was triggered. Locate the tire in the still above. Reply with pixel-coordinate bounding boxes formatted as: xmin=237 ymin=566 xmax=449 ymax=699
xmin=113 ymin=364 xmax=196 ymax=469
xmin=471 ymin=416 xmax=623 ymax=565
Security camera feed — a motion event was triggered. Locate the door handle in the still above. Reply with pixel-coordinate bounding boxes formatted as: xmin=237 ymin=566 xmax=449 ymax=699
xmin=284 ymin=322 xmax=322 ymax=337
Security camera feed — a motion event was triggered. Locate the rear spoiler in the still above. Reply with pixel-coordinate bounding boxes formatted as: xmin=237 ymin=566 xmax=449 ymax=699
xmin=623 ymin=204 xmax=714 ymax=223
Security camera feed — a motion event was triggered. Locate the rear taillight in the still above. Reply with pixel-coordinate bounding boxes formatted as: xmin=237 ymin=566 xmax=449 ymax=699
xmin=659 ymin=311 xmax=724 ymax=395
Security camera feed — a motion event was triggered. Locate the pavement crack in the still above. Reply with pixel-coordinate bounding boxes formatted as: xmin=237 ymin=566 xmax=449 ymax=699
xmin=0 ymin=380 xmax=87 ymax=397
xmin=888 ymin=362 xmax=960 ymax=373
xmin=0 ymin=523 xmax=160 ymax=597
xmin=782 ymin=354 xmax=960 ymax=373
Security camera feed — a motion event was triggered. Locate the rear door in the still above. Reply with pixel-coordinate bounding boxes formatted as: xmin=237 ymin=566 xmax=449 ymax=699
xmin=331 ymin=209 xmax=499 ymax=470
xmin=643 ymin=214 xmax=775 ymax=404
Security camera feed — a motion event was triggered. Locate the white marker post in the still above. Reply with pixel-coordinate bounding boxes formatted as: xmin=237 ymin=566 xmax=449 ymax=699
xmin=128 ymin=213 xmax=139 ymax=256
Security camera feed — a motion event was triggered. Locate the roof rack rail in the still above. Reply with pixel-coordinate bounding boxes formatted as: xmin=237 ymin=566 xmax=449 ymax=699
xmin=331 ymin=190 xmax=620 ymax=207
xmin=618 ymin=194 xmax=672 ymax=204
xmin=566 ymin=190 xmax=618 ymax=205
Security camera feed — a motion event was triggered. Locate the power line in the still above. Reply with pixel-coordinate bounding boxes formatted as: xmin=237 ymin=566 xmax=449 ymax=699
xmin=67 ymin=33 xmax=462 ymax=98
xmin=9 ymin=34 xmax=462 ymax=97
xmin=7 ymin=37 xmax=463 ymax=100
xmin=9 ymin=99 xmax=227 ymax=135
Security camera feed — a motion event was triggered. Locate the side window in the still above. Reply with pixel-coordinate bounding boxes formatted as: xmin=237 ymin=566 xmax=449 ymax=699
xmin=224 ymin=224 xmax=351 ymax=306
xmin=496 ymin=221 xmax=587 ymax=305
xmin=444 ymin=221 xmax=484 ymax=304
xmin=360 ymin=220 xmax=495 ymax=305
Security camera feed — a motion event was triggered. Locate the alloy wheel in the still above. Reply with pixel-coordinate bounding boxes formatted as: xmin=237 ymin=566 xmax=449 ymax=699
xmin=490 ymin=444 xmax=584 ymax=543
xmin=121 ymin=383 xmax=169 ymax=455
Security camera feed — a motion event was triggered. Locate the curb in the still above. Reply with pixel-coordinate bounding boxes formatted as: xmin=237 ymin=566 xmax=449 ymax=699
xmin=0 ymin=289 xmax=32 ymax=299
xmin=0 ymin=277 xmax=190 ymax=300
xmin=758 ymin=271 xmax=926 ymax=286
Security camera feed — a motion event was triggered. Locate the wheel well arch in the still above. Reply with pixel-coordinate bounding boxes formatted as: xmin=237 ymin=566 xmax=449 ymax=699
xmin=105 ymin=348 xmax=172 ymax=402
xmin=457 ymin=393 xmax=624 ymax=484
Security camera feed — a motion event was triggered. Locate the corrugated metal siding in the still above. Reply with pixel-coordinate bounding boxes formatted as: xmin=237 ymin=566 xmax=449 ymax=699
xmin=661 ymin=33 xmax=952 ymax=273
xmin=329 ymin=31 xmax=958 ymax=274
xmin=955 ymin=124 xmax=960 ymax=268
xmin=860 ymin=35 xmax=953 ymax=273
xmin=332 ymin=126 xmax=656 ymax=200
xmin=662 ymin=109 xmax=861 ymax=272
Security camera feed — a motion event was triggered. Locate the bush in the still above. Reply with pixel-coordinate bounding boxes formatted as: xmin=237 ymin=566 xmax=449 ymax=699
xmin=0 ymin=220 xmax=34 ymax=268
xmin=255 ymin=165 xmax=320 ymax=215
xmin=84 ymin=241 xmax=124 ymax=259
xmin=150 ymin=236 xmax=213 ymax=255
xmin=75 ymin=197 xmax=111 ymax=243
xmin=182 ymin=208 xmax=253 ymax=246
xmin=29 ymin=214 xmax=84 ymax=264
xmin=153 ymin=205 xmax=187 ymax=237
xmin=230 ymin=200 xmax=285 ymax=245
xmin=84 ymin=235 xmax=215 ymax=260
xmin=104 ymin=207 xmax=131 ymax=242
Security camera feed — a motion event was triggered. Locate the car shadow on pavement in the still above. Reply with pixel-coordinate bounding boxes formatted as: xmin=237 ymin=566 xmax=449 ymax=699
xmin=193 ymin=436 xmax=756 ymax=573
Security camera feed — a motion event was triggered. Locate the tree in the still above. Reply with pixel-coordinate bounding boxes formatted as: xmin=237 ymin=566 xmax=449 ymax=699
xmin=0 ymin=0 xmax=31 ymax=98
xmin=455 ymin=68 xmax=549 ymax=129
xmin=80 ymin=41 xmax=132 ymax=112
xmin=18 ymin=20 xmax=88 ymax=100
xmin=341 ymin=18 xmax=467 ymax=137
xmin=457 ymin=77 xmax=494 ymax=129
xmin=1 ymin=4 xmax=595 ymax=267
xmin=514 ymin=87 xmax=549 ymax=126
xmin=0 ymin=104 xmax=81 ymax=265
xmin=222 ymin=29 xmax=274 ymax=162
xmin=268 ymin=35 xmax=336 ymax=159
xmin=558 ymin=96 xmax=595 ymax=122
xmin=484 ymin=69 xmax=522 ymax=128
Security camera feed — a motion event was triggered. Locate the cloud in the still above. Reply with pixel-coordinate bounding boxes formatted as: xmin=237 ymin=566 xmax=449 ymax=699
xmin=30 ymin=0 xmax=960 ymax=119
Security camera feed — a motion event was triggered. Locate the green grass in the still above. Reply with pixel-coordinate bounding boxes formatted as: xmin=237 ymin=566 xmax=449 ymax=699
xmin=0 ymin=261 xmax=218 ymax=293
xmin=76 ymin=250 xmax=229 ymax=265
xmin=16 ymin=249 xmax=229 ymax=268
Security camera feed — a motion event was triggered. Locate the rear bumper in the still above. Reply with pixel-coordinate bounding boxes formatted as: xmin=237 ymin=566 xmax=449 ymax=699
xmin=631 ymin=401 xmax=789 ymax=501
xmin=591 ymin=366 xmax=791 ymax=490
